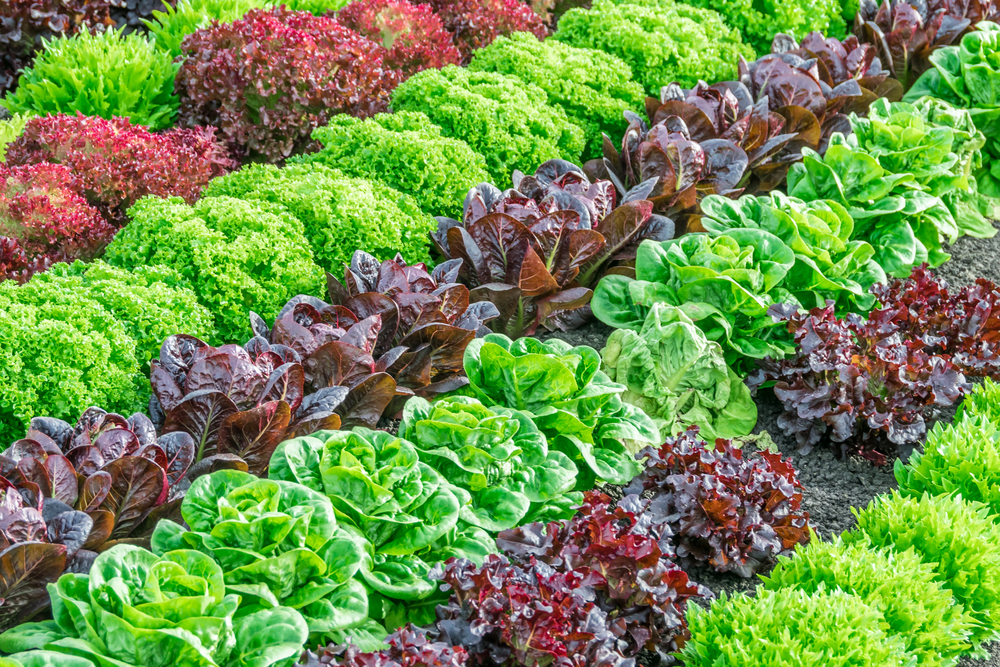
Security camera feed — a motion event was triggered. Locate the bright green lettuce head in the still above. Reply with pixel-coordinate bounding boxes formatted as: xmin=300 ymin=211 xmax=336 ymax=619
xmin=960 ymin=377 xmax=1000 ymax=424
xmin=763 ymin=536 xmax=975 ymax=666
xmin=601 ymin=302 xmax=755 ymax=442
xmin=150 ymin=470 xmax=368 ymax=637
xmin=592 ymin=230 xmax=797 ymax=364
xmin=398 ymin=395 xmax=581 ymax=532
xmin=0 ymin=544 xmax=308 ymax=667
xmin=462 ymin=334 xmax=660 ymax=488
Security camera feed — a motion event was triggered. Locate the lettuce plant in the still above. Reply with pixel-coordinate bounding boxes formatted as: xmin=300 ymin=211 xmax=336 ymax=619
xmin=763 ymin=537 xmax=974 ymax=666
xmin=104 ymin=195 xmax=325 ymax=342
xmin=398 ymin=396 xmax=581 ymax=532
xmin=684 ymin=0 xmax=844 ymax=55
xmin=269 ymin=428 xmax=497 ymax=633
xmin=144 ymin=0 xmax=270 ymax=57
xmin=699 ymin=192 xmax=887 ymax=311
xmin=391 ymin=66 xmax=585 ymax=184
xmin=428 ymin=555 xmax=632 ymax=667
xmin=627 ymin=427 xmax=810 ymax=576
xmin=846 ymin=491 xmax=1000 ymax=645
xmin=7 ymin=114 xmax=233 ymax=227
xmin=2 ymin=28 xmax=179 ymax=130
xmin=0 ymin=261 xmax=214 ymax=443
xmin=464 ymin=334 xmax=660 ymax=487
xmin=203 ymin=163 xmax=436 ymax=269
xmin=0 ymin=475 xmax=94 ymax=630
xmin=961 ymin=377 xmax=1000 ymax=424
xmin=679 ymin=587 xmax=913 ymax=667
xmin=895 ymin=416 xmax=1000 ymax=518
xmin=0 ymin=544 xmax=309 ymax=667
xmin=301 ymin=627 xmax=468 ymax=667
xmin=601 ymin=303 xmax=757 ymax=441
xmin=293 ymin=112 xmax=491 ymax=220
xmin=0 ymin=112 xmax=31 ymax=162
xmin=336 ymin=0 xmax=461 ymax=77
xmin=496 ymin=491 xmax=708 ymax=662
xmin=552 ymin=0 xmax=753 ymax=95
xmin=151 ymin=469 xmax=369 ymax=636
xmin=424 ymin=0 xmax=548 ymax=63
xmin=468 ymin=33 xmax=645 ymax=159
xmin=0 ymin=163 xmax=115 ymax=283
xmin=176 ymin=7 xmax=398 ymax=161
xmin=592 ymin=232 xmax=797 ymax=365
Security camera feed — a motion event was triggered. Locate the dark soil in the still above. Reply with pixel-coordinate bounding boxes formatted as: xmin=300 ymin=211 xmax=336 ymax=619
xmin=541 ymin=226 xmax=1000 ymax=665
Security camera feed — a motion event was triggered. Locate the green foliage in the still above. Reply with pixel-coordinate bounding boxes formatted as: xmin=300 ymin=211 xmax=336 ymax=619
xmin=679 ymin=587 xmax=913 ymax=667
xmin=151 ymin=470 xmax=369 ymax=637
xmin=391 ymin=65 xmax=586 ymax=184
xmin=700 ymin=192 xmax=887 ymax=312
xmin=104 ymin=195 xmax=325 ymax=343
xmin=679 ymin=0 xmax=844 ymax=55
xmin=846 ymin=490 xmax=1000 ymax=645
xmin=0 ymin=113 xmax=32 ymax=163
xmin=467 ymin=31 xmax=645 ymax=160
xmin=295 ymin=112 xmax=490 ymax=220
xmin=463 ymin=334 xmax=661 ymax=488
xmin=0 ymin=260 xmax=214 ymax=444
xmin=145 ymin=0 xmax=270 ymax=58
xmin=763 ymin=536 xmax=975 ymax=666
xmin=895 ymin=416 xmax=1000 ymax=519
xmin=600 ymin=302 xmax=756 ymax=442
xmin=1 ymin=29 xmax=179 ymax=131
xmin=0 ymin=545 xmax=308 ymax=667
xmin=592 ymin=231 xmax=797 ymax=366
xmin=961 ymin=377 xmax=1000 ymax=424
xmin=203 ymin=162 xmax=435 ymax=270
xmin=281 ymin=0 xmax=349 ymax=13
xmin=398 ymin=396 xmax=582 ymax=531
xmin=552 ymin=0 xmax=754 ymax=95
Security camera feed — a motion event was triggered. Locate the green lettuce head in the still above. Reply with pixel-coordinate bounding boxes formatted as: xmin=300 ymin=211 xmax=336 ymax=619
xmin=0 ymin=544 xmax=308 ymax=667
xmin=398 ymin=395 xmax=582 ymax=531
xmin=150 ymin=470 xmax=368 ymax=637
xmin=463 ymin=334 xmax=660 ymax=488
xmin=601 ymin=303 xmax=756 ymax=442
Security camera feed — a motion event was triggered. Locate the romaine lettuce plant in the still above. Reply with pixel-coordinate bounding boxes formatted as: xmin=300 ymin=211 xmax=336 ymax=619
xmin=463 ymin=334 xmax=660 ymax=487
xmin=496 ymin=491 xmax=708 ymax=662
xmin=626 ymin=427 xmax=810 ymax=576
xmin=398 ymin=396 xmax=581 ymax=531
xmin=0 ymin=544 xmax=309 ymax=667
xmin=6 ymin=407 xmax=192 ymax=554
xmin=592 ymin=231 xmax=798 ymax=365
xmin=699 ymin=191 xmax=887 ymax=311
xmin=601 ymin=303 xmax=757 ymax=441
xmin=961 ymin=377 xmax=1000 ymax=424
xmin=763 ymin=537 xmax=975 ymax=666
xmin=151 ymin=469 xmax=369 ymax=636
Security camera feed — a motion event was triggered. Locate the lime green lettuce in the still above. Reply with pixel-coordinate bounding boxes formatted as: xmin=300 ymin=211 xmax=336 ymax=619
xmin=592 ymin=231 xmax=797 ymax=366
xmin=104 ymin=196 xmax=324 ymax=342
xmin=600 ymin=302 xmax=756 ymax=442
xmin=145 ymin=0 xmax=271 ymax=58
xmin=0 ymin=544 xmax=308 ymax=667
xmin=763 ymin=536 xmax=975 ymax=666
xmin=552 ymin=0 xmax=755 ymax=95
xmin=398 ymin=396 xmax=582 ymax=531
xmin=2 ymin=29 xmax=179 ymax=130
xmin=679 ymin=587 xmax=914 ymax=667
xmin=462 ymin=334 xmax=660 ymax=488
xmin=677 ymin=0 xmax=844 ymax=55
xmin=391 ymin=66 xmax=586 ymax=184
xmin=0 ymin=261 xmax=215 ymax=444
xmin=151 ymin=470 xmax=369 ymax=638
xmin=846 ymin=491 xmax=1000 ymax=647
xmin=203 ymin=163 xmax=435 ymax=269
xmin=960 ymin=377 xmax=1000 ymax=424
xmin=468 ymin=32 xmax=646 ymax=160
xmin=0 ymin=112 xmax=32 ymax=163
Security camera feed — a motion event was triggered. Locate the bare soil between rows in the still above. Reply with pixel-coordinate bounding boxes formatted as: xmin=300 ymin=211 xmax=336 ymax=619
xmin=541 ymin=224 xmax=1000 ymax=666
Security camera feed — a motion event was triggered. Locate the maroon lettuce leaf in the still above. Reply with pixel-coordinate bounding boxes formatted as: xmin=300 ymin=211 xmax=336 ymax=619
xmin=626 ymin=427 xmax=811 ymax=577
xmin=300 ymin=626 xmax=469 ymax=667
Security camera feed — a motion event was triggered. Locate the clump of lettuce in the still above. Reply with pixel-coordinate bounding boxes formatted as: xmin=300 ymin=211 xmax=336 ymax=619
xmin=592 ymin=231 xmax=797 ymax=366
xmin=399 ymin=396 xmax=582 ymax=531
xmin=0 ymin=544 xmax=308 ymax=667
xmin=150 ymin=470 xmax=369 ymax=638
xmin=463 ymin=334 xmax=660 ymax=488
xmin=700 ymin=192 xmax=887 ymax=312
xmin=601 ymin=303 xmax=756 ymax=442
